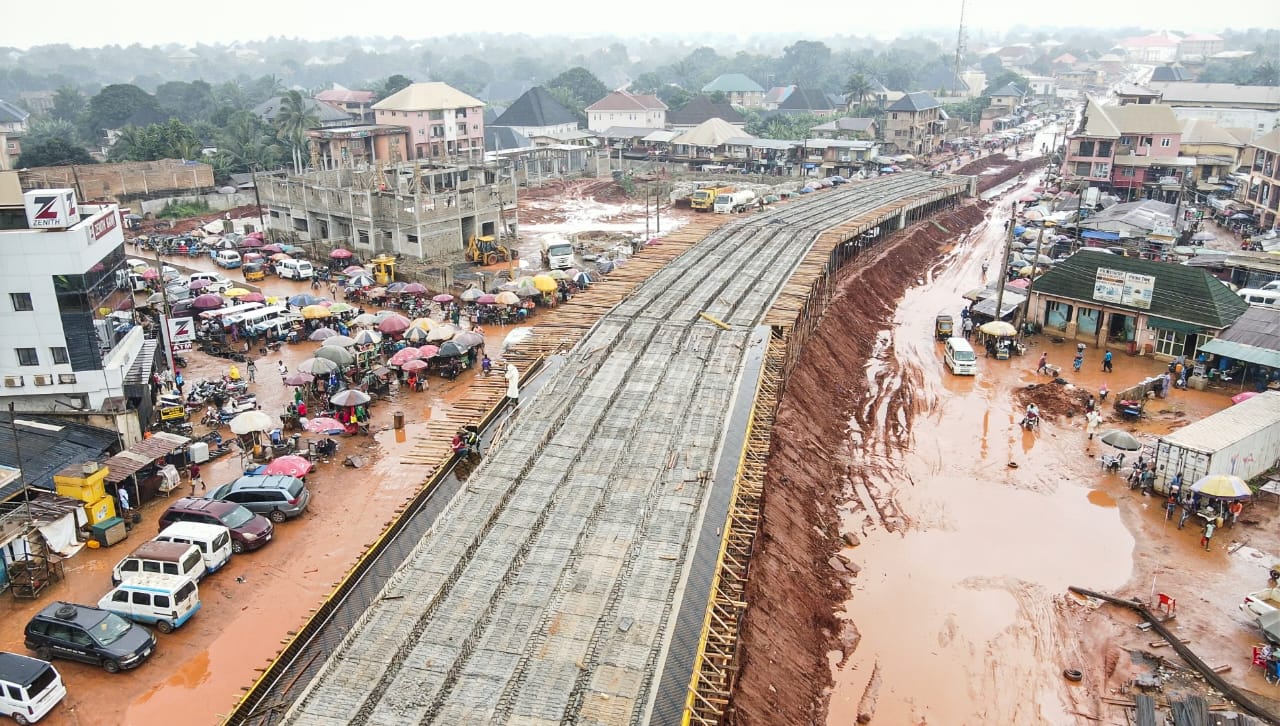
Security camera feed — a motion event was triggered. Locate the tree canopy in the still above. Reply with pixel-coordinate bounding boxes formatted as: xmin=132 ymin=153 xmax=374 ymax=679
xmin=17 ymin=137 xmax=96 ymax=168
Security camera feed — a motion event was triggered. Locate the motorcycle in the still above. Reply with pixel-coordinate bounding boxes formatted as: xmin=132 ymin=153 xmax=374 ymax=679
xmin=1020 ymin=413 xmax=1040 ymax=431
xmin=173 ymin=354 xmax=189 ymax=369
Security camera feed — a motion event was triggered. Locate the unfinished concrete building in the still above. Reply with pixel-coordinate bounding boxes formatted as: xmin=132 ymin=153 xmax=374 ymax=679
xmin=258 ymin=161 xmax=518 ymax=259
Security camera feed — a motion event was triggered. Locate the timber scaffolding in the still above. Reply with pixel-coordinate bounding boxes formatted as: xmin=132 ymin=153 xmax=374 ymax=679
xmin=681 ymin=177 xmax=971 ymax=725
xmin=221 ymin=172 xmax=972 ymax=726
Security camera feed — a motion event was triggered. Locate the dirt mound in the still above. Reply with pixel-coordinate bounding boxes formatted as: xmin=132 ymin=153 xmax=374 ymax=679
xmin=730 ymin=202 xmax=987 ymax=726
xmin=973 ymin=156 xmax=1048 ymax=194
xmin=138 ymin=204 xmax=263 ymax=236
xmin=955 ymin=153 xmax=1012 ymax=176
xmin=1012 ymin=382 xmax=1092 ymax=420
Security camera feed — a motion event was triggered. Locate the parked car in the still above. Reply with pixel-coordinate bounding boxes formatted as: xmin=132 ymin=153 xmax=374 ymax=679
xmin=158 ymin=498 xmax=273 ymax=553
xmin=188 ymin=272 xmax=235 ymax=294
xmin=24 ymin=602 xmax=156 ymax=674
xmin=0 ymin=652 xmax=66 ymax=724
xmin=97 ymin=574 xmax=201 ymax=634
xmin=205 ymin=475 xmax=310 ymax=523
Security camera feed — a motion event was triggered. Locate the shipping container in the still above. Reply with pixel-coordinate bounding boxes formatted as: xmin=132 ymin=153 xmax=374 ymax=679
xmin=1153 ymin=391 xmax=1280 ymax=493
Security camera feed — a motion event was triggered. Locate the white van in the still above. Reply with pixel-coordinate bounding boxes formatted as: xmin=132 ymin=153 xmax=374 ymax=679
xmin=111 ymin=540 xmax=207 ymax=586
xmin=189 ymin=272 xmax=235 ymax=293
xmin=226 ymin=305 xmax=287 ymax=329
xmin=97 ymin=574 xmax=201 ymax=634
xmin=214 ymin=250 xmax=242 ymax=269
xmin=252 ymin=313 xmax=303 ymax=339
xmin=0 ymin=652 xmax=66 ymax=724
xmin=154 ymin=522 xmax=233 ymax=575
xmin=944 ymin=337 xmax=977 ymax=375
xmin=1237 ymin=288 xmax=1280 ymax=308
xmin=276 ymin=259 xmax=314 ymax=280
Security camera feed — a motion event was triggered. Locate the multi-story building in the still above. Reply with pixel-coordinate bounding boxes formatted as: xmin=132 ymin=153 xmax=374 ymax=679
xmin=490 ymin=87 xmax=579 ymax=138
xmin=1065 ymin=101 xmax=1187 ymax=200
xmin=1064 ymin=100 xmax=1121 ymax=187
xmin=1178 ymin=118 xmax=1245 ymax=192
xmin=883 ymin=92 xmax=943 ymax=155
xmin=700 ymin=74 xmax=766 ymax=108
xmin=372 ymin=82 xmax=486 ymax=162
xmin=1242 ymin=128 xmax=1280 ymax=230
xmin=315 ymin=86 xmax=377 ymax=123
xmin=585 ymin=91 xmax=667 ymax=133
xmin=1177 ymin=33 xmax=1224 ymax=61
xmin=0 ymin=174 xmax=152 ymax=441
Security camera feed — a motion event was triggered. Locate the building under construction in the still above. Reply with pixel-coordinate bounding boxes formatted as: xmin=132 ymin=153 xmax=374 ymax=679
xmin=257 ymin=161 xmax=518 ymax=259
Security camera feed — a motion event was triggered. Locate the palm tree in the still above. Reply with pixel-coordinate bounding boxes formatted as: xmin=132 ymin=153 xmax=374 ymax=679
xmin=108 ymin=125 xmax=146 ymax=161
xmin=219 ymin=111 xmax=282 ymax=173
xmin=272 ymin=90 xmax=319 ymax=173
xmin=844 ymin=73 xmax=872 ymax=110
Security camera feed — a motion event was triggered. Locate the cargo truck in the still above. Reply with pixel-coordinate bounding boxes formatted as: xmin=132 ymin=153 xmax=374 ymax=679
xmin=713 ymin=190 xmax=757 ymax=213
xmin=691 ymin=186 xmax=733 ymax=212
xmin=1152 ymin=391 xmax=1280 ymax=493
xmin=540 ymin=236 xmax=575 ymax=270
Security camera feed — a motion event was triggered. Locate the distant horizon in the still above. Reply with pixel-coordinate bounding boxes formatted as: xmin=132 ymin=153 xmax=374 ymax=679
xmin=3 ymin=0 xmax=1275 ymax=51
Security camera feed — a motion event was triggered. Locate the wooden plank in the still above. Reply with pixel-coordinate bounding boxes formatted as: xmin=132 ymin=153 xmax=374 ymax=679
xmin=1134 ymin=694 xmax=1157 ymax=726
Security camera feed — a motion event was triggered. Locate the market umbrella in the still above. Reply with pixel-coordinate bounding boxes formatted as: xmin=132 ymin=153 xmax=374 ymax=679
xmin=1099 ymin=430 xmax=1143 ymax=451
xmin=515 ymin=287 xmax=540 ymax=298
xmin=476 ymin=294 xmax=498 ymax=305
xmin=309 ymin=327 xmax=337 ymax=341
xmin=343 ymin=265 xmax=366 ymax=276
xmin=330 ymin=389 xmax=372 ymax=407
xmin=433 ymin=293 xmax=454 ymax=303
xmin=327 ymin=302 xmax=356 ymax=315
xmin=495 ymin=291 xmax=520 ymax=305
xmin=346 ymin=274 xmax=375 ymax=289
xmin=141 ymin=268 xmax=159 ymax=280
xmin=404 ymin=327 xmax=431 ymax=343
xmin=352 ymin=329 xmax=382 ymax=346
xmin=378 ymin=314 xmax=411 ymax=334
xmin=239 ymin=237 xmax=263 ymax=248
xmin=365 ymin=287 xmax=387 ymax=299
xmin=1190 ymin=474 xmax=1251 ymax=499
xmin=322 ymin=335 xmax=356 ymax=348
xmin=283 ymin=370 xmax=314 ymax=386
xmin=264 ymin=455 xmax=313 ymax=478
xmin=229 ymin=410 xmax=274 ymax=435
xmin=427 ymin=324 xmax=457 ymax=342
xmin=297 ymin=357 xmax=339 ymax=375
xmin=352 ymin=313 xmax=380 ymax=327
xmin=513 ymin=276 xmax=538 ymax=292
xmin=261 ymin=244 xmax=284 ymax=253
xmin=192 ymin=294 xmax=224 ymax=310
xmin=313 ymin=346 xmax=355 ymax=366
xmin=1006 ymin=278 xmax=1031 ymax=289
xmin=305 ymin=417 xmax=345 ymax=435
xmin=188 ymin=278 xmax=210 ymax=291
xmin=224 ymin=287 xmax=252 ymax=298
xmin=547 ymin=270 xmax=568 ymax=280
xmin=532 ymin=274 xmax=557 ymax=292
xmin=403 ymin=283 xmax=428 ymax=294
xmin=574 ymin=271 xmax=593 ymax=286
xmin=241 ymin=292 xmax=266 ymax=303
xmin=389 ymin=347 xmax=423 ymax=366
xmin=373 ymin=310 xmax=397 ymax=322
xmin=385 ymin=282 xmax=407 ymax=294
xmin=1018 ymin=266 xmax=1047 ymax=278
xmin=301 ymin=305 xmax=331 ymax=319
xmin=270 ymin=253 xmax=292 ymax=261
xmin=978 ymin=321 xmax=1017 ymax=337
xmin=460 ymin=287 xmax=484 ymax=302
xmin=330 ymin=248 xmax=353 ymax=259
xmin=401 ymin=359 xmax=430 ymax=372
xmin=454 ymin=331 xmax=485 ymax=348
xmin=416 ymin=344 xmax=440 ymax=358
xmin=410 ymin=317 xmax=435 ymax=330
xmin=289 ymin=293 xmax=321 ymax=308
xmin=436 ymin=341 xmax=468 ymax=358
xmin=1232 ymin=391 xmax=1260 ymax=404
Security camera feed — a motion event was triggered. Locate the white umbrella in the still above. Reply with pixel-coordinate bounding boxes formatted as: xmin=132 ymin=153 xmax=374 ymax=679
xmin=229 ymin=410 xmax=274 ymax=435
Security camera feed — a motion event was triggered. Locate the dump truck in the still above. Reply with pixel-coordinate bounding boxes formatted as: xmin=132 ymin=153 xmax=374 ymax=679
xmin=691 ymin=186 xmax=733 ymax=212
xmin=540 ymin=236 xmax=575 ymax=270
xmin=713 ymin=190 xmax=757 ymax=213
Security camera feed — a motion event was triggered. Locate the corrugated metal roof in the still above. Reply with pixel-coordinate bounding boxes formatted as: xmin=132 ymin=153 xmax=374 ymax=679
xmin=372 ymin=82 xmax=482 ymax=112
xmin=1160 ymin=391 xmax=1280 ymax=453
xmin=103 ymin=432 xmax=189 ymax=484
xmin=0 ymin=413 xmax=119 ymax=502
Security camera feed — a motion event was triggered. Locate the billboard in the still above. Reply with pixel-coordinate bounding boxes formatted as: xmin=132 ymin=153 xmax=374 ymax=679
xmin=1094 ymin=267 xmax=1155 ymax=309
xmin=23 ymin=188 xmax=79 ymax=230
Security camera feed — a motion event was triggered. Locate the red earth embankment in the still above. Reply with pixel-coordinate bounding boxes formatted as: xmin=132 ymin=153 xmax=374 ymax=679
xmin=729 ymin=203 xmax=987 ymax=725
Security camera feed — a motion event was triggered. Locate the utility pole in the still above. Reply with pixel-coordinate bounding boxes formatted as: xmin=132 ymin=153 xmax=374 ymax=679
xmin=7 ymin=403 xmax=34 ymax=527
xmin=953 ymin=0 xmax=967 ymax=104
xmin=251 ymin=166 xmax=268 ymax=240
xmin=152 ymin=247 xmax=177 ymax=373
xmin=992 ymin=210 xmax=1016 ymax=326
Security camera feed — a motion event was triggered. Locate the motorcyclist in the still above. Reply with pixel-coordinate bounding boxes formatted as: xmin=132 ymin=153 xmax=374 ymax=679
xmin=451 ymin=430 xmax=468 ymax=456
xmin=1021 ymin=403 xmax=1040 ymax=428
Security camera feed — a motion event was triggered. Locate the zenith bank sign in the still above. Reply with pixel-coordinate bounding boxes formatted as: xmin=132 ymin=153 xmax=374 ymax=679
xmin=23 ymin=188 xmax=78 ymax=230
xmin=89 ymin=209 xmax=119 ymax=240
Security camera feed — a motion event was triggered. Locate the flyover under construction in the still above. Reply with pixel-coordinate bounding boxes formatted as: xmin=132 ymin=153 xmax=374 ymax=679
xmin=229 ymin=172 xmax=973 ymax=725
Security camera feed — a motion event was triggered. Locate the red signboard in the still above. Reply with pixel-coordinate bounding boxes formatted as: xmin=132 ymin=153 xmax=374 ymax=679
xmin=90 ymin=210 xmax=119 ymax=240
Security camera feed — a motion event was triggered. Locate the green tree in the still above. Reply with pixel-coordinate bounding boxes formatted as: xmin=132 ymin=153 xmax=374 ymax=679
xmin=983 ymin=71 xmax=1030 ymax=96
xmin=154 ymin=80 xmax=215 ymax=122
xmin=781 ymin=40 xmax=832 ymax=85
xmin=108 ymin=118 xmax=200 ymax=162
xmin=546 ymin=67 xmax=609 ymax=109
xmin=217 ymin=110 xmax=282 ymax=174
xmin=17 ymin=138 xmax=95 ymax=168
xmin=1247 ymin=61 xmax=1279 ymax=86
xmin=843 ymin=73 xmax=872 ymax=108
xmin=50 ymin=86 xmax=86 ymax=124
xmin=271 ymin=90 xmax=319 ymax=172
xmin=85 ymin=83 xmax=161 ymax=141
xmin=707 ymin=91 xmax=729 ymax=105
xmin=658 ymin=86 xmax=693 ymax=109
xmin=377 ymin=74 xmax=413 ymax=101
xmin=24 ymin=119 xmax=82 ymax=149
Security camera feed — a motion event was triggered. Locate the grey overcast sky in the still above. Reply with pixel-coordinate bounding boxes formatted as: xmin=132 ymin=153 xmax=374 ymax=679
xmin=6 ymin=0 xmax=1275 ymax=48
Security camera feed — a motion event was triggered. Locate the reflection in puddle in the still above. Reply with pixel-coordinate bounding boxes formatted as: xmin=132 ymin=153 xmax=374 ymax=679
xmin=1087 ymin=489 xmax=1117 ymax=508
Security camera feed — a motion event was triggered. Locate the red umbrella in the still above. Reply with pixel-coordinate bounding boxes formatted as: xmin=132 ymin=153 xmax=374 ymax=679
xmin=416 ymin=345 xmax=439 ymax=359
xmin=305 ymin=417 xmax=345 ymax=434
xmin=261 ymin=244 xmax=284 ymax=253
xmin=192 ymin=294 xmax=224 ymax=310
xmin=330 ymin=248 xmax=353 ymax=259
xmin=284 ymin=370 xmax=314 ymax=386
xmin=378 ymin=314 xmax=411 ymax=334
xmin=476 ymin=294 xmax=497 ymax=305
xmin=241 ymin=292 xmax=266 ymax=303
xmin=389 ymin=347 xmax=423 ymax=366
xmin=188 ymin=278 xmax=210 ymax=290
xmin=264 ymin=455 xmax=313 ymax=478
xmin=403 ymin=283 xmax=428 ymax=294
xmin=401 ymin=359 xmax=430 ymax=372
xmin=239 ymin=237 xmax=264 ymax=248
xmin=1006 ymin=278 xmax=1030 ymax=289
xmin=432 ymin=293 xmax=454 ymax=303
xmin=246 ymin=230 xmax=265 ymax=240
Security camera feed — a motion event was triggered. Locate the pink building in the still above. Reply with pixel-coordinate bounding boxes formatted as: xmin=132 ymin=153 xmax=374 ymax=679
xmin=1065 ymin=101 xmax=1185 ymax=200
xmin=372 ymin=82 xmax=485 ymax=162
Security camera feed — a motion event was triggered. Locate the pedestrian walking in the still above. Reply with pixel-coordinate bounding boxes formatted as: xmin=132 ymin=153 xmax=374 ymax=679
xmin=117 ymin=486 xmax=130 ymax=517
xmin=1085 ymin=409 xmax=1101 ymax=440
xmin=329 ymin=283 xmax=337 ymax=298
xmin=981 ymin=260 xmax=989 ymax=278
xmin=1164 ymin=493 xmax=1178 ymax=521
xmin=962 ymin=317 xmax=974 ymax=339
xmin=278 ymin=360 xmax=288 ymax=380
xmin=1178 ymin=497 xmax=1192 ymax=529
xmin=189 ymin=462 xmax=204 ymax=494
xmin=1227 ymin=500 xmax=1243 ymax=528
xmin=1201 ymin=520 xmax=1216 ymax=550
xmin=1102 ymin=350 xmax=1113 ymax=373
xmin=247 ymin=359 xmax=257 ymax=382
xmin=1036 ymin=352 xmax=1049 ymax=375
xmin=174 ymin=370 xmax=184 ymax=394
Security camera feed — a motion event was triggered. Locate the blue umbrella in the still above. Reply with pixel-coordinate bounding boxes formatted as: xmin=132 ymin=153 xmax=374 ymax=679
xmin=1013 ymin=225 xmax=1027 ymax=236
xmin=289 ymin=293 xmax=322 ymax=307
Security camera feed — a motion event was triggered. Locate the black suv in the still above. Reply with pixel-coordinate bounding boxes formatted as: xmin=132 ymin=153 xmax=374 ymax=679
xmin=25 ymin=602 xmax=156 ymax=673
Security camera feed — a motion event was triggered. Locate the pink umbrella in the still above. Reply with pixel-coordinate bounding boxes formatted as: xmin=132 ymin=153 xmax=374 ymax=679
xmin=1232 ymin=391 xmax=1260 ymax=405
xmin=141 ymin=268 xmax=159 ymax=280
xmin=188 ymin=278 xmax=210 ymax=290
xmin=432 ymin=293 xmax=454 ymax=303
xmin=401 ymin=359 xmax=430 ymax=372
xmin=305 ymin=417 xmax=345 ymax=434
xmin=403 ymin=283 xmax=428 ymax=294
xmin=476 ymin=294 xmax=497 ymax=305
xmin=416 ymin=345 xmax=439 ymax=359
xmin=241 ymin=292 xmax=266 ymax=303
xmin=330 ymin=248 xmax=353 ymax=259
xmin=1006 ymin=278 xmax=1030 ymax=289
xmin=261 ymin=244 xmax=284 ymax=253
xmin=264 ymin=455 xmax=313 ymax=478
xmin=343 ymin=265 xmax=366 ymax=276
xmin=283 ymin=370 xmax=314 ymax=386
xmin=239 ymin=237 xmax=263 ymax=248
xmin=192 ymin=294 xmax=224 ymax=310
xmin=388 ymin=347 xmax=423 ymax=366
xmin=378 ymin=314 xmax=411 ymax=334
xmin=246 ymin=230 xmax=265 ymax=240
xmin=114 ymin=298 xmax=135 ymax=311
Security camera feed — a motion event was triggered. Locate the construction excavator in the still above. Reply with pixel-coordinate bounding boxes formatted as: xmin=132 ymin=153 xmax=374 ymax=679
xmin=466 ymin=235 xmax=518 ymax=266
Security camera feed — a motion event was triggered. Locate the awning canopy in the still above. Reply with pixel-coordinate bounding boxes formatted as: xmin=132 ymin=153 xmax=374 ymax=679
xmin=1148 ymin=316 xmax=1204 ymax=335
xmin=103 ymin=432 xmax=190 ymax=484
xmin=1082 ymin=230 xmax=1121 ymax=241
xmin=971 ymin=291 xmax=1026 ymax=319
xmin=1199 ymin=338 xmax=1280 ymax=369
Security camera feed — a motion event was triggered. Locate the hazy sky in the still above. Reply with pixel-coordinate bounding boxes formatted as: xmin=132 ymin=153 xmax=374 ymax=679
xmin=6 ymin=0 xmax=1273 ymax=48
